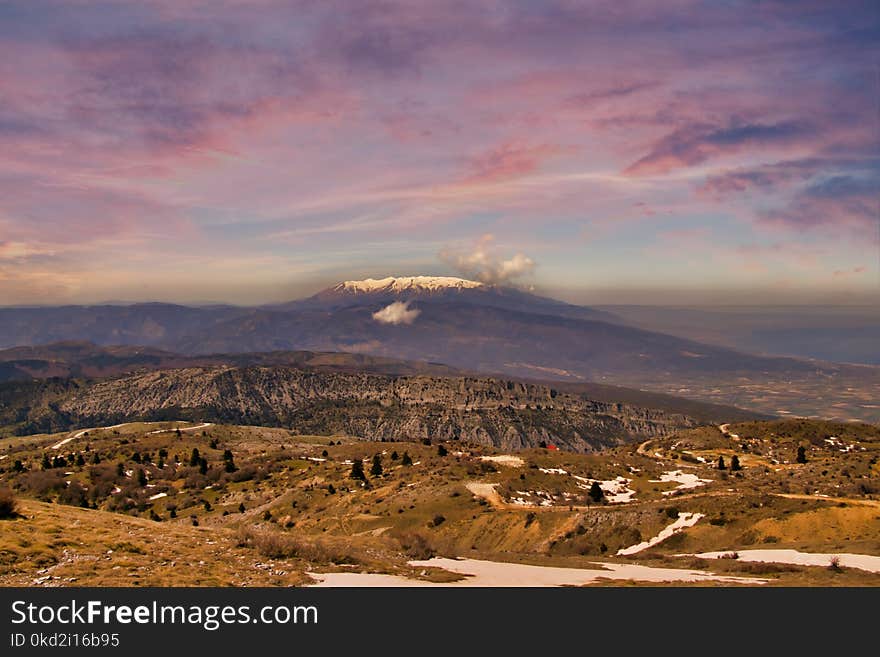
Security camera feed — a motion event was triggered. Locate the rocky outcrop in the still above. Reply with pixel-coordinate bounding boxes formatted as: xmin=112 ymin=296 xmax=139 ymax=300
xmin=34 ymin=366 xmax=699 ymax=452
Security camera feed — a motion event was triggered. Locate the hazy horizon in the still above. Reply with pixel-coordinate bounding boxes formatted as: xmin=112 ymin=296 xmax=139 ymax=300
xmin=1 ymin=277 xmax=878 ymax=309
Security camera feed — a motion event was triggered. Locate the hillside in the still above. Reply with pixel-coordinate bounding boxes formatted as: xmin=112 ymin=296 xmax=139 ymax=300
xmin=1 ymin=418 xmax=878 ymax=586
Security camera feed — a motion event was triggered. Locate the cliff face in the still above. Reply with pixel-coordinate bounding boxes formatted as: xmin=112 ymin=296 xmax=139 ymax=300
xmin=41 ymin=366 xmax=698 ymax=452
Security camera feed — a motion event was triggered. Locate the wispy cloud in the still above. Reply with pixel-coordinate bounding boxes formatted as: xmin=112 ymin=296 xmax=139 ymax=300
xmin=0 ymin=0 xmax=875 ymax=303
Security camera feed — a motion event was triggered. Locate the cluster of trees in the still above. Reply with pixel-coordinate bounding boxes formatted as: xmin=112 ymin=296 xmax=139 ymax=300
xmin=41 ymin=453 xmax=92 ymax=470
xmin=350 ymin=450 xmax=418 ymax=481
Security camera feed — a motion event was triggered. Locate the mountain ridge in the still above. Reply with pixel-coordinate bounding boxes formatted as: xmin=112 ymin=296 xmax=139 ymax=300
xmin=1 ymin=278 xmax=877 ymax=422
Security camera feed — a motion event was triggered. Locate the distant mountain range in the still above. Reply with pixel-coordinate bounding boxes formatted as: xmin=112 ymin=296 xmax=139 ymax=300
xmin=1 ymin=276 xmax=877 ymax=421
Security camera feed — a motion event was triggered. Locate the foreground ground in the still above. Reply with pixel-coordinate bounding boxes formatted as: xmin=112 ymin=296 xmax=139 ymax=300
xmin=1 ymin=418 xmax=879 ymax=586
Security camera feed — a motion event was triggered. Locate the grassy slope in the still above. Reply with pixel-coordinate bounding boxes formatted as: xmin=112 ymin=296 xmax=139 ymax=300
xmin=1 ymin=418 xmax=879 ymax=586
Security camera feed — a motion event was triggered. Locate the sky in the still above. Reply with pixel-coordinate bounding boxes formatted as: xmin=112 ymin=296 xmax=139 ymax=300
xmin=0 ymin=0 xmax=878 ymax=306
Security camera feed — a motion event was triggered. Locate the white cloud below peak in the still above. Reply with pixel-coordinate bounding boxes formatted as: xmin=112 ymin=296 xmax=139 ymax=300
xmin=372 ymin=300 xmax=421 ymax=325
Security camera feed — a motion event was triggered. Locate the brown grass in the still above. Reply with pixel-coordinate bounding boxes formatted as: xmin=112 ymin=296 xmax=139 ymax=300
xmin=234 ymin=526 xmax=362 ymax=565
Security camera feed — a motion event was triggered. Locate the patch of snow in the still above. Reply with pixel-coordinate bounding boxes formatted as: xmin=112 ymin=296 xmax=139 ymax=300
xmin=599 ymin=476 xmax=636 ymax=504
xmin=690 ymin=549 xmax=880 ymax=574
xmin=480 ymin=455 xmax=525 ymax=467
xmin=651 ymin=470 xmax=712 ymax=495
xmin=308 ymin=557 xmax=765 ymax=587
xmin=617 ymin=512 xmax=704 ymax=556
xmin=539 ymin=467 xmax=568 ymax=475
xmin=148 ymin=492 xmax=168 ymax=501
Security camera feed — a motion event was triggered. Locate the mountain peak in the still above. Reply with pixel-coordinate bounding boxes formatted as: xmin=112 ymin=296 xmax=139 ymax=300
xmin=335 ymin=276 xmax=485 ymax=294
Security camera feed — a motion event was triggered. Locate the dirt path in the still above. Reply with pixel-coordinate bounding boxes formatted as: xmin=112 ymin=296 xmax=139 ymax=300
xmin=774 ymin=493 xmax=880 ymax=508
xmin=466 ymin=481 xmax=607 ymax=513
xmin=718 ymin=424 xmax=739 ymax=439
xmin=49 ymin=421 xmax=214 ymax=451
xmin=147 ymin=422 xmax=213 ymax=435
xmin=466 ymin=482 xmax=506 ymax=508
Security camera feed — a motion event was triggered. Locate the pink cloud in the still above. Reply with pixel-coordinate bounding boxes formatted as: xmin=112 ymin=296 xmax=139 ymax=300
xmin=461 ymin=142 xmax=568 ymax=185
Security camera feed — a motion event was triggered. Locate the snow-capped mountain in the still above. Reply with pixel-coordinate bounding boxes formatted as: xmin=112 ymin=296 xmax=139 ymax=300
xmin=335 ymin=276 xmax=484 ymax=294
xmin=286 ymin=275 xmax=617 ymax=322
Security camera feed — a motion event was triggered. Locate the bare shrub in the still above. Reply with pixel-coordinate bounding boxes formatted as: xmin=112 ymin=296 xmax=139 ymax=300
xmin=396 ymin=532 xmax=437 ymax=560
xmin=0 ymin=488 xmax=18 ymax=518
xmin=18 ymin=470 xmax=67 ymax=498
xmin=235 ymin=527 xmax=361 ymax=564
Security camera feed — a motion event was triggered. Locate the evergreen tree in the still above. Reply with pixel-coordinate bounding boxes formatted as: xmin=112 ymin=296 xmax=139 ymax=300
xmin=75 ymin=453 xmax=85 ymax=467
xmin=796 ymin=446 xmax=807 ymax=464
xmin=371 ymin=454 xmax=383 ymax=476
xmin=116 ymin=462 xmax=125 ymax=477
xmin=717 ymin=456 xmax=726 ymax=470
xmin=401 ymin=452 xmax=413 ymax=466
xmin=190 ymin=448 xmax=200 ymax=467
xmin=223 ymin=449 xmax=237 ymax=473
xmin=350 ymin=459 xmax=367 ymax=480
xmin=238 ymin=503 xmax=246 ymax=513
xmin=12 ymin=459 xmax=24 ymax=473
xmin=327 ymin=483 xmax=336 ymax=494
xmin=588 ymin=481 xmax=604 ymax=503
xmin=391 ymin=451 xmax=399 ymax=461
xmin=41 ymin=454 xmax=51 ymax=470
xmin=437 ymin=444 xmax=448 ymax=457
xmin=198 ymin=458 xmax=208 ymax=475
xmin=132 ymin=452 xmax=141 ymax=464
xmin=91 ymin=453 xmax=101 ymax=465
xmin=730 ymin=455 xmax=742 ymax=471
xmin=136 ymin=468 xmax=147 ymax=487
